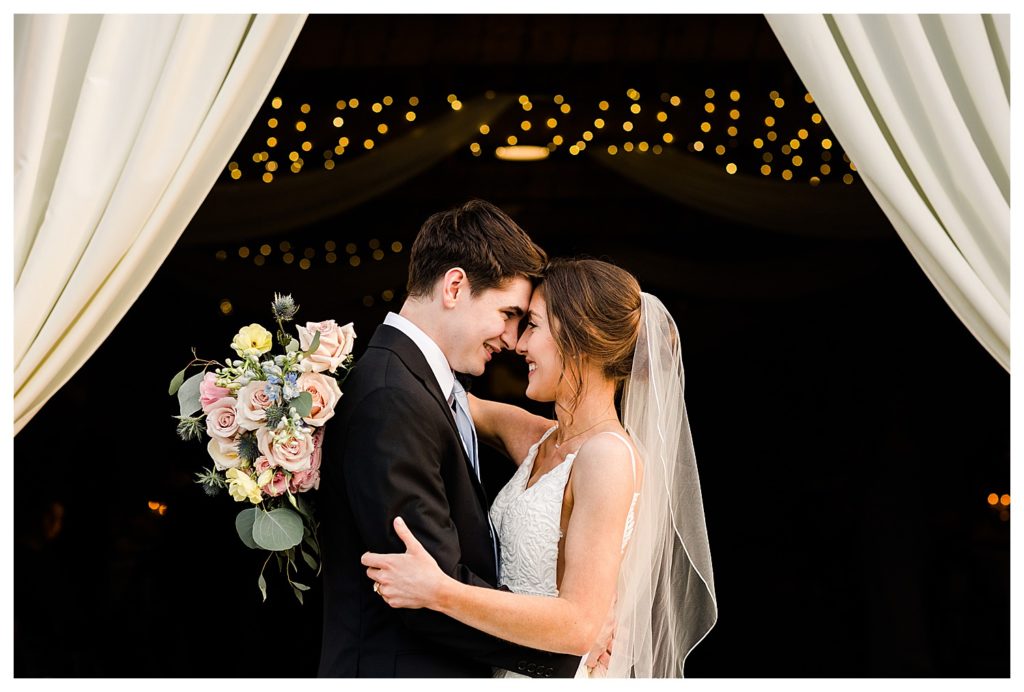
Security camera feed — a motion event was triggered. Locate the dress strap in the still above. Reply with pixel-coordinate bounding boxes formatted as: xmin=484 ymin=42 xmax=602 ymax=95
xmin=599 ymin=431 xmax=638 ymax=488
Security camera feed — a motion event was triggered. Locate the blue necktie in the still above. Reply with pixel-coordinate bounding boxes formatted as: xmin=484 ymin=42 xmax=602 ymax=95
xmin=450 ymin=378 xmax=500 ymax=577
xmin=450 ymin=379 xmax=479 ymax=480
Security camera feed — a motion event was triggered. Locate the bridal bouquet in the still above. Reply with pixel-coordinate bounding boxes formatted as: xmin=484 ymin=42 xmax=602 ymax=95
xmin=169 ymin=293 xmax=355 ymax=602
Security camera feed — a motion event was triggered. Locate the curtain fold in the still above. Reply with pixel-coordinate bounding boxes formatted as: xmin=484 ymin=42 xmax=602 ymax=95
xmin=766 ymin=14 xmax=1009 ymax=371
xmin=181 ymin=94 xmax=515 ymax=245
xmin=13 ymin=14 xmax=308 ymax=434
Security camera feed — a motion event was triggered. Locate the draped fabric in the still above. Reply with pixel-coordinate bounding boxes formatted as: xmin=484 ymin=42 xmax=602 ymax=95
xmin=13 ymin=14 xmax=307 ymax=433
xmin=590 ymin=146 xmax=892 ymax=240
xmin=766 ymin=14 xmax=1010 ymax=370
xmin=181 ymin=95 xmax=515 ymax=245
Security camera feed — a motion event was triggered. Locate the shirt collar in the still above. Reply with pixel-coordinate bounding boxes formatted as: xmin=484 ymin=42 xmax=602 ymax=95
xmin=383 ymin=312 xmax=455 ymax=400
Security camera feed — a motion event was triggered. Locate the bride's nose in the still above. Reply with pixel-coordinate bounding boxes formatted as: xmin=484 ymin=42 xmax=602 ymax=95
xmin=515 ymin=331 xmax=529 ymax=355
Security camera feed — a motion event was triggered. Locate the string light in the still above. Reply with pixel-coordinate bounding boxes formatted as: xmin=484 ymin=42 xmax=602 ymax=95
xmin=236 ymin=86 xmax=850 ymax=184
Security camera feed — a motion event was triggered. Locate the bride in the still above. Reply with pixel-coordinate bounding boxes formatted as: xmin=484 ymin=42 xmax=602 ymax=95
xmin=361 ymin=258 xmax=717 ymax=677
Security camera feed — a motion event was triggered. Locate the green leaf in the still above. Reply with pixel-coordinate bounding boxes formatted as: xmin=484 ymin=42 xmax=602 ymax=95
xmin=303 ymin=329 xmax=321 ymax=357
xmin=292 ymin=586 xmax=304 ymax=605
xmin=285 ymin=338 xmax=300 ymax=353
xmin=287 ymin=492 xmax=298 ymax=510
xmin=257 ymin=573 xmax=267 ymax=602
xmin=168 ymin=366 xmax=188 ymax=396
xmin=289 ymin=392 xmax=313 ymax=418
xmin=300 ymin=546 xmax=318 ymax=571
xmin=302 ymin=532 xmax=320 ymax=557
xmin=252 ymin=507 xmax=304 ymax=551
xmin=290 ymin=580 xmax=311 ymax=591
xmin=177 ymin=371 xmax=206 ymax=417
xmin=234 ymin=508 xmax=259 ymax=549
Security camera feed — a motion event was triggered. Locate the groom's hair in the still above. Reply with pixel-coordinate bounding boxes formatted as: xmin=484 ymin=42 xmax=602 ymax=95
xmin=405 ymin=199 xmax=547 ymax=298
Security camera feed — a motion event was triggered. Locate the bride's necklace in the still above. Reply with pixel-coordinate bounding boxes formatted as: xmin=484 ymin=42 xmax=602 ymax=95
xmin=553 ymin=417 xmax=619 ymax=449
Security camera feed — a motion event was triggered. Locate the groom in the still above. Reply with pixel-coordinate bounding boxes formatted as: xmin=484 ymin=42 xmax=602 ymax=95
xmin=317 ymin=200 xmax=581 ymax=677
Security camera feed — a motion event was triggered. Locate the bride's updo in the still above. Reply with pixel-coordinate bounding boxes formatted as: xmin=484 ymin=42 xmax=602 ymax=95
xmin=539 ymin=258 xmax=642 ymax=412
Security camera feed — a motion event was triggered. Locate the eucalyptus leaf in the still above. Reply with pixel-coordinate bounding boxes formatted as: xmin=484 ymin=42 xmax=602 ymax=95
xmin=234 ymin=508 xmax=259 ymax=549
xmin=290 ymin=392 xmax=313 ymax=418
xmin=300 ymin=546 xmax=318 ymax=571
xmin=177 ymin=371 xmax=206 ymax=417
xmin=303 ymin=532 xmax=320 ymax=556
xmin=303 ymin=329 xmax=321 ymax=357
xmin=292 ymin=586 xmax=304 ymax=605
xmin=252 ymin=507 xmax=304 ymax=551
xmin=290 ymin=581 xmax=311 ymax=591
xmin=168 ymin=366 xmax=188 ymax=396
xmin=286 ymin=338 xmax=300 ymax=353
xmin=257 ymin=573 xmax=267 ymax=602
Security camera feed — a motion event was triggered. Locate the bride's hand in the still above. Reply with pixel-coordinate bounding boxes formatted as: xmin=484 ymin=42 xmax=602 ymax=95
xmin=361 ymin=517 xmax=447 ymax=610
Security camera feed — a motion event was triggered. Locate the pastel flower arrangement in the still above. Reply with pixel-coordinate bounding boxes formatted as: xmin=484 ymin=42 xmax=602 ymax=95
xmin=169 ymin=293 xmax=355 ymax=601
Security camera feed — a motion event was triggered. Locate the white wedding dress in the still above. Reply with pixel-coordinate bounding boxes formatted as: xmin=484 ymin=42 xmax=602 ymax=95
xmin=488 ymin=425 xmax=639 ymax=679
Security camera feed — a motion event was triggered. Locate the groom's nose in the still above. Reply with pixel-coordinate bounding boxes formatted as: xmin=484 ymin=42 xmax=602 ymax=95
xmin=499 ymin=321 xmax=519 ymax=350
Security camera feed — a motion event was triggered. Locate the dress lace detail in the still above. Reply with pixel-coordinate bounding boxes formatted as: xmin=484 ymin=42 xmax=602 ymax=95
xmin=489 ymin=426 xmax=639 ymax=678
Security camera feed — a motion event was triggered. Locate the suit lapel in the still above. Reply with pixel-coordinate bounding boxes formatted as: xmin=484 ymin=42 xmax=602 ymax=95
xmin=368 ymin=325 xmax=491 ymax=509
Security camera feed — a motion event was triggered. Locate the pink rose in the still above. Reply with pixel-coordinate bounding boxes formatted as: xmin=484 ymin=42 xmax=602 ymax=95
xmin=205 ymin=396 xmax=239 ymax=439
xmin=254 ymin=455 xmax=271 ymax=475
xmin=290 ymin=429 xmax=324 ymax=493
xmin=255 ymin=427 xmax=313 ymax=472
xmin=200 ymin=373 xmax=232 ymax=413
xmin=297 ymin=320 xmax=356 ymax=373
xmin=297 ymin=372 xmax=342 ymax=427
xmin=236 ymin=381 xmax=275 ymax=431
xmin=261 ymin=470 xmax=289 ymax=497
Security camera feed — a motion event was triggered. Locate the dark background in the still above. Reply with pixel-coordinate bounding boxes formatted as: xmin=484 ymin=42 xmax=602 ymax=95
xmin=14 ymin=15 xmax=1009 ymax=677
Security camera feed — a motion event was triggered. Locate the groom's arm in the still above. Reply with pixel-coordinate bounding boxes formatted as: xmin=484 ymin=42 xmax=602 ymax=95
xmin=342 ymin=386 xmax=580 ymax=678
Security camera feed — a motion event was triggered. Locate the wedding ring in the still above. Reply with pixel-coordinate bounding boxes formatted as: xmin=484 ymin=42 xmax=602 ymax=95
xmin=373 ymin=581 xmax=381 ymax=595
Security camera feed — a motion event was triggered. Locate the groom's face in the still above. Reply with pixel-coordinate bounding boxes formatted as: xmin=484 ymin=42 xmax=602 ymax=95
xmin=447 ymin=276 xmax=532 ymax=376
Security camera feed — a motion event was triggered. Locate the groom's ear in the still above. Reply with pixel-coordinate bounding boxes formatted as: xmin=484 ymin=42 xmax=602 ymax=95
xmin=439 ymin=267 xmax=468 ymax=308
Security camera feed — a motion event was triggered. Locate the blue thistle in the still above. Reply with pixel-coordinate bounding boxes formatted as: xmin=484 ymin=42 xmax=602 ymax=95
xmin=194 ymin=467 xmax=226 ymax=497
xmin=236 ymin=432 xmax=261 ymax=464
xmin=265 ymin=403 xmax=287 ymax=429
xmin=271 ymin=293 xmax=299 ymax=321
xmin=174 ymin=415 xmax=205 ymax=442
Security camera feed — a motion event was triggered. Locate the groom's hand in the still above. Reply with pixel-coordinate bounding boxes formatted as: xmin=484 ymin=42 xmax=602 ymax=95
xmin=361 ymin=517 xmax=448 ymax=610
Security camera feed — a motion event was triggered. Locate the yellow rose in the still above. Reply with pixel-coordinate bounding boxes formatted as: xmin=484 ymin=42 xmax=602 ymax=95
xmin=231 ymin=324 xmax=273 ymax=358
xmin=226 ymin=468 xmax=263 ymax=504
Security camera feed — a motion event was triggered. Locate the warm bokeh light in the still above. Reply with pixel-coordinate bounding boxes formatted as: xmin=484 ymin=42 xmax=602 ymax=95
xmin=495 ymin=145 xmax=549 ymax=161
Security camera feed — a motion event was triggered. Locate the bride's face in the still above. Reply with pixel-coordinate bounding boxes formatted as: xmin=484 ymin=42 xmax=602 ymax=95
xmin=515 ymin=291 xmax=563 ymax=402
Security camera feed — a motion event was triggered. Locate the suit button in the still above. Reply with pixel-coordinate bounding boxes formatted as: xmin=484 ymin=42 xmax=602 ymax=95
xmin=527 ymin=663 xmax=537 ymax=673
xmin=543 ymin=669 xmax=552 ymax=678
xmin=517 ymin=662 xmax=527 ymax=671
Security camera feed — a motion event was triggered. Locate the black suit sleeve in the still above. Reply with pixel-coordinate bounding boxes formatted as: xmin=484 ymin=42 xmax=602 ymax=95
xmin=341 ymin=386 xmax=578 ymax=677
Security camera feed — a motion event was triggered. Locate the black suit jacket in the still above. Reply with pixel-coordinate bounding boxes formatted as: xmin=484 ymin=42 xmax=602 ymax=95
xmin=317 ymin=324 xmax=581 ymax=678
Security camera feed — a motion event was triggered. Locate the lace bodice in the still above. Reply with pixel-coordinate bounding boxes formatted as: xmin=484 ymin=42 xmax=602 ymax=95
xmin=489 ymin=426 xmax=639 ymax=599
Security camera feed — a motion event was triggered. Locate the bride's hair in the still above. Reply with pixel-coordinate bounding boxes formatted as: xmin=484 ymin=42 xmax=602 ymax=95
xmin=539 ymin=258 xmax=642 ymax=418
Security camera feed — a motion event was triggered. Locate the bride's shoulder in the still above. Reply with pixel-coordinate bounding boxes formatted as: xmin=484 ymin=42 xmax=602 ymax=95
xmin=570 ymin=431 xmax=638 ymax=486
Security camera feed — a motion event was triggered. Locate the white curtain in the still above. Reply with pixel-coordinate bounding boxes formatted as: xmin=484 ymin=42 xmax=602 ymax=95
xmin=13 ymin=14 xmax=307 ymax=434
xmin=766 ymin=14 xmax=1009 ymax=371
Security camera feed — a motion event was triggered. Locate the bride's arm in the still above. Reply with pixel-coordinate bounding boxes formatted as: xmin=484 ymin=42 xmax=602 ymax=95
xmin=467 ymin=394 xmax=552 ymax=467
xmin=362 ymin=435 xmax=635 ymax=655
